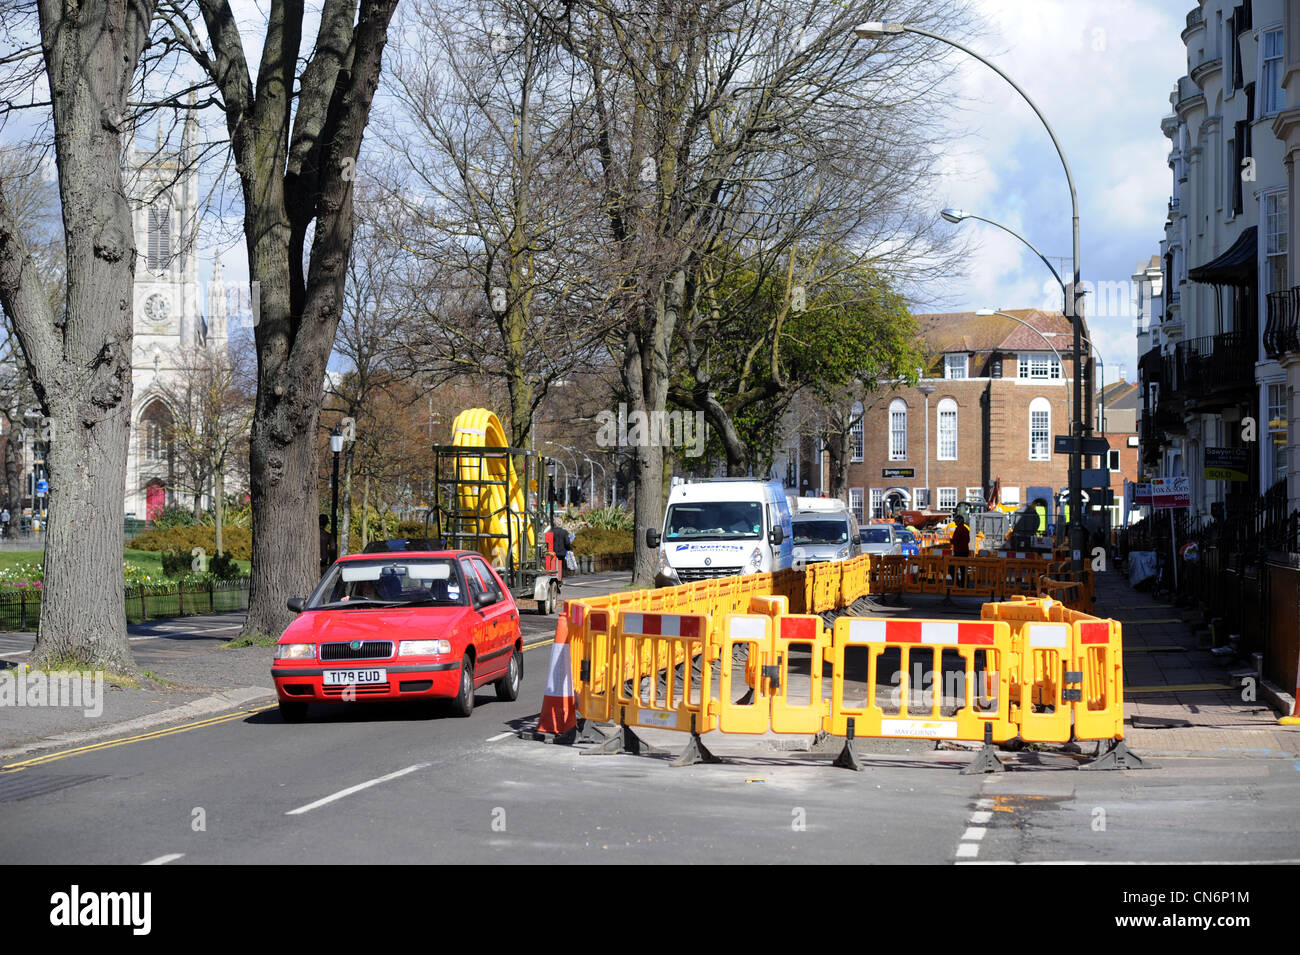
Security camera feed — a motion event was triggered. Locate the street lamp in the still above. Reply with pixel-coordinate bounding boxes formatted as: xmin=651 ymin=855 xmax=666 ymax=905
xmin=860 ymin=20 xmax=1087 ymax=572
xmin=918 ymin=382 xmax=936 ymax=511
xmin=329 ymin=426 xmax=343 ymax=559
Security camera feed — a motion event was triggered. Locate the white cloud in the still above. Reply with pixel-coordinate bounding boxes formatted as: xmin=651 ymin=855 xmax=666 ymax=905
xmin=919 ymin=0 xmax=1187 ymax=382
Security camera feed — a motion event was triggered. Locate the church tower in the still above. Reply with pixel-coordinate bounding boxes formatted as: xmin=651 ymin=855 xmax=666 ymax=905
xmin=123 ymin=105 xmax=226 ymax=520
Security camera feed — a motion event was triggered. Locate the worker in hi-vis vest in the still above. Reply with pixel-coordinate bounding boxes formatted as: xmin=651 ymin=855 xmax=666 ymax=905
xmin=1034 ymin=501 xmax=1048 ymax=535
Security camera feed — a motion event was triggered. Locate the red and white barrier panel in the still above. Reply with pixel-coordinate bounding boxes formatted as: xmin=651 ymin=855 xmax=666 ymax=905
xmin=844 ymin=620 xmax=997 ymax=645
xmin=620 ymin=613 xmax=705 ymax=638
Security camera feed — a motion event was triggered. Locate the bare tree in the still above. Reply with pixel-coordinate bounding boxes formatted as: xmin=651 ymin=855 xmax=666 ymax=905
xmin=0 ymin=0 xmax=157 ymax=670
xmin=156 ymin=342 xmax=253 ymax=555
xmin=382 ymin=0 xmax=603 ymax=447
xmin=544 ymin=0 xmax=971 ymax=585
xmin=163 ymin=0 xmax=401 ymax=639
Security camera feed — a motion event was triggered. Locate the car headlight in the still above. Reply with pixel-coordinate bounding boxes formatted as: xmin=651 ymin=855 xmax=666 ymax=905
xmin=837 ymin=547 xmax=849 ymax=560
xmin=399 ymin=639 xmax=451 ymax=656
xmin=657 ymin=549 xmax=679 ymax=578
xmin=275 ymin=643 xmax=315 ymax=660
xmin=748 ymin=547 xmax=762 ymax=571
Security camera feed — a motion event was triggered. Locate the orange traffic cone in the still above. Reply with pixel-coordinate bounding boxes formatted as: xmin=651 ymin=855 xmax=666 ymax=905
xmin=535 ymin=611 xmax=576 ymax=737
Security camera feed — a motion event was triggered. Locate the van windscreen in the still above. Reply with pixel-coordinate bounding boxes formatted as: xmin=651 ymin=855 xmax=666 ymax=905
xmin=792 ymin=519 xmax=849 ymax=545
xmin=665 ymin=502 xmax=762 ymax=540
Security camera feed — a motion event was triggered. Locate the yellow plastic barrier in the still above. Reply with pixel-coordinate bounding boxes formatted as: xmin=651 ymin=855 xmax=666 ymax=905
xmin=770 ymin=615 xmax=828 ymax=734
xmin=1070 ymin=616 xmax=1125 ymax=741
xmin=718 ymin=614 xmax=770 ymax=733
xmin=611 ymin=611 xmax=714 ymax=733
xmin=825 ymin=617 xmax=1016 ymax=743
xmin=1014 ymin=621 xmax=1074 ymax=743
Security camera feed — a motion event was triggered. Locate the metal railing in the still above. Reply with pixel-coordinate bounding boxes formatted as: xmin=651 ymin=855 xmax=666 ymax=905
xmin=0 ymin=579 xmax=250 ymax=632
xmin=1265 ymin=287 xmax=1300 ymax=359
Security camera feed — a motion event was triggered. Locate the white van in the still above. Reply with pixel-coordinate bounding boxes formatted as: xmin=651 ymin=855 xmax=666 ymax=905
xmin=646 ymin=478 xmax=794 ymax=587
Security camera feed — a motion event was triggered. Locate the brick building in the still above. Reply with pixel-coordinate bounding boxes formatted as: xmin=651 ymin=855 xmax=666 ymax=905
xmin=844 ymin=309 xmax=1094 ymax=523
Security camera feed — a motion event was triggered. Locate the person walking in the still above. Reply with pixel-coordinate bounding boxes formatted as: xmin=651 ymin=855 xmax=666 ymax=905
xmin=1 ymin=507 xmax=9 ymax=540
xmin=951 ymin=512 xmax=971 ymax=590
xmin=549 ymin=520 xmax=571 ymax=581
xmin=319 ymin=514 xmax=335 ymax=574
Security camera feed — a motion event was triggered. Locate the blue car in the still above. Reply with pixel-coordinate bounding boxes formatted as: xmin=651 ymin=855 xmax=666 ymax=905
xmin=893 ymin=525 xmax=920 ymax=557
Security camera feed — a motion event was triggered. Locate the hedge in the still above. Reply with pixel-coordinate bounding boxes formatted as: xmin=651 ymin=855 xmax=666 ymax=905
xmin=130 ymin=524 xmax=253 ymax=561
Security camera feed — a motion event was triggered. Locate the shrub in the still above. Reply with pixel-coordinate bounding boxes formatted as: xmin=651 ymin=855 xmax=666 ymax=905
xmin=160 ymin=550 xmax=191 ymax=576
xmin=209 ymin=553 xmax=242 ymax=580
xmin=583 ymin=506 xmax=635 ymax=531
xmin=572 ymin=527 xmax=633 ymax=556
xmin=131 ymin=524 xmax=253 ymax=561
xmin=152 ymin=505 xmax=198 ymax=529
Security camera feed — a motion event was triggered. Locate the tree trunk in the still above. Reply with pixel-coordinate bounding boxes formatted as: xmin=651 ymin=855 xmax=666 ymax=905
xmin=214 ymin=465 xmax=225 ymax=556
xmin=360 ymin=473 xmax=370 ymax=549
xmin=339 ymin=442 xmax=354 ymax=556
xmin=0 ymin=0 xmax=153 ymax=671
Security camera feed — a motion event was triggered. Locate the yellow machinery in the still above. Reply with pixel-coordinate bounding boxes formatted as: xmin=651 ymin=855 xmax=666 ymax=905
xmin=427 ymin=409 xmax=560 ymax=614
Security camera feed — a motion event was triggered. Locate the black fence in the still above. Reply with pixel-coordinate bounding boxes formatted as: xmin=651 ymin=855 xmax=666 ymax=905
xmin=0 ymin=579 xmax=250 ymax=632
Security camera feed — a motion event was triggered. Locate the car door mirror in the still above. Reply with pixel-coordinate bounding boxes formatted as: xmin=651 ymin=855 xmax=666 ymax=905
xmin=645 ymin=528 xmax=660 ymax=548
xmin=768 ymin=525 xmax=784 ymax=546
xmin=287 ymin=597 xmax=305 ymax=613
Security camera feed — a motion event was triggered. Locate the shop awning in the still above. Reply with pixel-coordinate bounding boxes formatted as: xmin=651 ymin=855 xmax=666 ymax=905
xmin=1188 ymin=227 xmax=1256 ymax=286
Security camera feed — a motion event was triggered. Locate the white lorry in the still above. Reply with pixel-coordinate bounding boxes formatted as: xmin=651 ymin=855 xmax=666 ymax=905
xmin=645 ymin=478 xmax=794 ymax=587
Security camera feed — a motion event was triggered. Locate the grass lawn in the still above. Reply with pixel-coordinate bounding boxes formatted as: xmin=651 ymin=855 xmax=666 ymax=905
xmin=0 ymin=549 xmax=251 ymax=578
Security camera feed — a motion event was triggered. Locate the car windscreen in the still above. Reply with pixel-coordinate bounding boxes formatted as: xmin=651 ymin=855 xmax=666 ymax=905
xmin=897 ymin=530 xmax=917 ymax=543
xmin=792 ymin=518 xmax=849 ymax=545
xmin=308 ymin=558 xmax=466 ymax=609
xmin=664 ymin=501 xmax=762 ymax=540
xmin=860 ymin=528 xmax=892 ymax=543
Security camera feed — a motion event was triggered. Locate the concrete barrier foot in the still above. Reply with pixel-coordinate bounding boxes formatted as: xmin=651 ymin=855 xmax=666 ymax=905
xmin=671 ymin=731 xmax=721 ymax=767
xmin=961 ymin=743 xmax=1007 ymax=775
xmin=1080 ymin=739 xmax=1155 ymax=771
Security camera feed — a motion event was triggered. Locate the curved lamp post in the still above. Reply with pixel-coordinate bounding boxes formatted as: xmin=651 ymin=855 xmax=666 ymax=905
xmin=859 ymin=20 xmax=1086 ymax=571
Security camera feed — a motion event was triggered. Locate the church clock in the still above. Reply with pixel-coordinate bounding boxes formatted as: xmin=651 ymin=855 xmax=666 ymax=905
xmin=143 ymin=293 xmax=170 ymax=326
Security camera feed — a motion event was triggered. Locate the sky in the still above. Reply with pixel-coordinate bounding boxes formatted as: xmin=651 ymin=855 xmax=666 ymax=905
xmin=917 ymin=0 xmax=1190 ymax=388
xmin=3 ymin=0 xmax=1190 ymax=390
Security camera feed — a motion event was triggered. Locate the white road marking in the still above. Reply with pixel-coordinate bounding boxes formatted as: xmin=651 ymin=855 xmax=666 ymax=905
xmin=955 ymin=843 xmax=980 ymax=858
xmin=143 ymin=853 xmax=184 ymax=865
xmin=961 ymin=827 xmax=987 ymax=842
xmin=486 ymin=731 xmax=513 ymax=743
xmin=286 ymin=763 xmax=430 ymax=816
xmin=969 ymin=810 xmax=992 ymax=824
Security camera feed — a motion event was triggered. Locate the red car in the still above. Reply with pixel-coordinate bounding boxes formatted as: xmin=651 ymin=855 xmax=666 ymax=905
xmin=271 ymin=551 xmax=523 ymax=722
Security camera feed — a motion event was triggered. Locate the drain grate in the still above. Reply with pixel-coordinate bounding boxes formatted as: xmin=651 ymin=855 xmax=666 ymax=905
xmin=0 ymin=772 xmax=106 ymax=802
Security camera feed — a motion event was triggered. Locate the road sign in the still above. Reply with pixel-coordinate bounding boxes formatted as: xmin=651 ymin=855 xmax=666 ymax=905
xmin=1081 ymin=468 xmax=1111 ymax=488
xmin=1204 ymin=447 xmax=1248 ymax=482
xmin=882 ymin=467 xmax=915 ymax=478
xmin=1053 ymin=435 xmax=1110 ymax=456
xmin=1151 ymin=476 xmax=1191 ymax=508
xmin=35 ymin=479 xmax=48 ymax=498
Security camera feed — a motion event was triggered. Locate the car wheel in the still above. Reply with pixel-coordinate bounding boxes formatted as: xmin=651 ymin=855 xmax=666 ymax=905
xmin=278 ymin=700 xmax=308 ymax=723
xmin=450 ymin=655 xmax=475 ymax=717
xmin=494 ymin=646 xmax=521 ymax=701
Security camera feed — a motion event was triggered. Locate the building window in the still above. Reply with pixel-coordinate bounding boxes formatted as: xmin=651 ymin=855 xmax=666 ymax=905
xmin=1029 ymin=397 xmax=1051 ymax=461
xmin=914 ymin=488 xmax=930 ymax=510
xmin=888 ymin=399 xmax=907 ymax=460
xmin=869 ymin=487 xmax=883 ymax=520
xmin=850 ymin=402 xmax=864 ymax=463
xmin=937 ymin=487 xmax=957 ymax=512
xmin=141 ymin=401 xmax=172 ymax=463
xmin=1107 ymin=449 xmax=1121 ymax=472
xmin=965 ymin=487 xmax=984 ymax=505
xmin=1017 ymin=353 xmax=1061 ymax=380
xmin=1269 ymin=383 xmax=1288 ymax=487
xmin=147 ymin=202 xmax=170 ymax=272
xmin=849 ymin=487 xmax=864 ymax=522
xmin=1263 ymin=28 xmax=1285 ymax=116
xmin=937 ymin=398 xmax=957 ymax=460
xmin=944 ymin=353 xmax=967 ymax=379
xmin=1266 ymin=191 xmax=1288 ymax=294
xmin=1000 ymin=486 xmax=1020 ymax=507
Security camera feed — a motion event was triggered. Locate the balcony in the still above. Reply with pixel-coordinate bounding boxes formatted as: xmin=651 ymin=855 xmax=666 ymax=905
xmin=1265 ymin=287 xmax=1300 ymax=359
xmin=1175 ymin=75 xmax=1205 ymax=114
xmin=1171 ymin=331 xmax=1256 ymax=407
